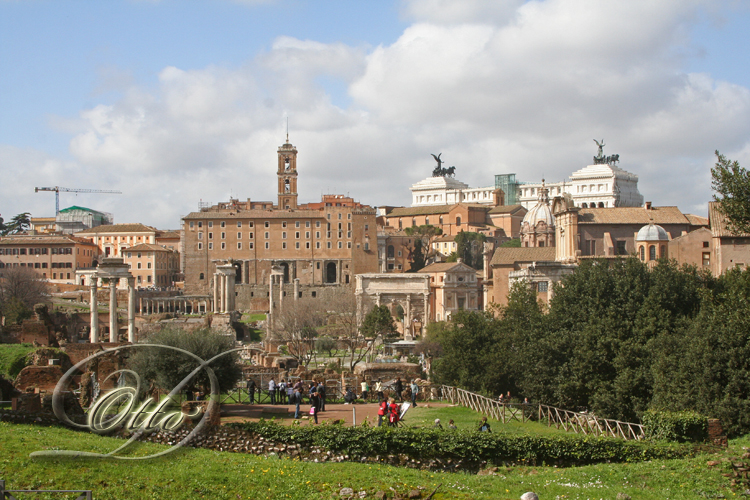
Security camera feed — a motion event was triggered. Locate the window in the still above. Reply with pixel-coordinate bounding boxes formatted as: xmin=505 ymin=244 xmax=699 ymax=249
xmin=282 ymin=242 xmax=287 ymax=249
xmin=220 ymin=221 xmax=225 ymax=228
xmin=702 ymin=252 xmax=710 ymax=267
xmin=649 ymin=245 xmax=656 ymax=261
xmin=237 ymin=232 xmax=242 ymax=239
xmin=364 ymin=242 xmax=369 ymax=251
xmin=338 ymin=242 xmax=342 ymax=248
xmin=199 ymin=273 xmax=205 ymax=280
xmin=127 ymin=252 xmax=132 ymax=258
xmin=147 ymin=262 xmax=152 ymax=269
xmin=295 ymin=221 xmax=300 ymax=228
xmin=249 ymin=242 xmax=254 ymax=249
xmin=387 ymin=245 xmax=394 ymax=258
xmin=198 ymin=221 xmax=203 ymax=228
xmin=327 ymin=242 xmax=332 ymax=249
xmin=147 ymin=275 xmax=152 ymax=283
xmin=221 ymin=232 xmax=225 ymax=239
xmin=190 ymin=221 xmax=194 ymax=229
xmin=237 ymin=221 xmax=242 ymax=228
xmin=208 ymin=242 xmax=213 ymax=250
xmin=248 ymin=222 xmax=254 ymax=228
xmin=305 ymin=231 xmax=310 ymax=238
xmin=639 ymin=245 xmax=645 ymax=261
xmin=364 ymin=224 xmax=369 ymax=230
xmin=295 ymin=232 xmax=300 ymax=239
xmin=221 ymin=242 xmax=226 ymax=249
xmin=265 ymin=221 xmax=270 ymax=228
xmin=282 ymin=221 xmax=287 ymax=228
xmin=198 ymin=232 xmax=203 ymax=240
xmin=616 ymin=241 xmax=627 ymax=255
xmin=198 ymin=242 xmax=203 ymax=250
xmin=316 ymin=242 xmax=320 ymax=249
xmin=208 ymin=232 xmax=213 ymax=239
xmin=265 ymin=232 xmax=270 ymax=239
xmin=237 ymin=242 xmax=242 ymax=250
xmin=137 ymin=262 xmax=142 ymax=269
xmin=316 ymin=221 xmax=321 ymax=228
xmin=265 ymin=242 xmax=269 ymax=249
xmin=347 ymin=242 xmax=351 ymax=248
xmin=338 ymin=213 xmax=342 ymax=219
xmin=456 ymin=216 xmax=461 ymax=226
xmin=282 ymin=232 xmax=287 ymax=239
xmin=208 ymin=221 xmax=213 ymax=228
xmin=316 ymin=231 xmax=320 ymax=239
xmin=306 ymin=221 xmax=310 ymax=227
xmin=306 ymin=242 xmax=310 ymax=249
xmin=295 ymin=242 xmax=300 ymax=249
xmin=538 ymin=281 xmax=548 ymax=292
xmin=703 ymin=241 xmax=709 ymax=248
xmin=249 ymin=232 xmax=254 ymax=239
xmin=388 ymin=263 xmax=394 ymax=270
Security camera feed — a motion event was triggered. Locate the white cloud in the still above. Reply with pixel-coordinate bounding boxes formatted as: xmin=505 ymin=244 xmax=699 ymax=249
xmin=4 ymin=0 xmax=750 ymax=228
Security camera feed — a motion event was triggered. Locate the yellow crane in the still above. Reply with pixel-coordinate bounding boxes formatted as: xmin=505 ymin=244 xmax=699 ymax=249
xmin=34 ymin=186 xmax=122 ymax=215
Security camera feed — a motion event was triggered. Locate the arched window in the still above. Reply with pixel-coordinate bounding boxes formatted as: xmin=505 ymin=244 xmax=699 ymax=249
xmin=598 ymin=202 xmax=604 ymax=208
xmin=412 ymin=218 xmax=416 ymax=227
xmin=425 ymin=217 xmax=429 ymax=225
xmin=661 ymin=245 xmax=666 ymax=258
xmin=539 ymin=240 xmax=545 ymax=247
xmin=456 ymin=216 xmax=462 ymax=227
xmin=639 ymin=246 xmax=645 ymax=261
xmin=387 ymin=245 xmax=394 ymax=258
xmin=581 ymin=203 xmax=588 ymax=208
xmin=649 ymin=245 xmax=656 ymax=261
xmin=199 ymin=272 xmax=205 ymax=280
xmin=439 ymin=216 xmax=443 ymax=224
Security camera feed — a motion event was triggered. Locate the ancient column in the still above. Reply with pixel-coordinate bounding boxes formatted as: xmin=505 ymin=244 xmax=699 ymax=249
xmin=90 ymin=280 xmax=99 ymax=343
xmin=127 ymin=277 xmax=136 ymax=342
xmin=109 ymin=278 xmax=118 ymax=342
xmin=293 ymin=278 xmax=299 ymax=301
xmin=268 ymin=273 xmax=275 ymax=333
xmin=278 ymin=275 xmax=283 ymax=312
xmin=423 ymin=292 xmax=429 ymax=335
xmin=212 ymin=274 xmax=219 ymax=313
xmin=226 ymin=269 xmax=236 ymax=312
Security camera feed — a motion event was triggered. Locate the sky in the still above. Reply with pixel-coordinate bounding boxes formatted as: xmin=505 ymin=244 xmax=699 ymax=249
xmin=2 ymin=0 xmax=750 ymax=229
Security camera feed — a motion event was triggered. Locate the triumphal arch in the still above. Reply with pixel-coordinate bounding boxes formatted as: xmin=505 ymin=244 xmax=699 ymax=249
xmin=355 ymin=273 xmax=430 ymax=340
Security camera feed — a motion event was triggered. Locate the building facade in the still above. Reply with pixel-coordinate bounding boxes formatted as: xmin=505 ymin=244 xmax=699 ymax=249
xmin=181 ymin=139 xmax=379 ymax=301
xmin=0 ymin=234 xmax=99 ymax=283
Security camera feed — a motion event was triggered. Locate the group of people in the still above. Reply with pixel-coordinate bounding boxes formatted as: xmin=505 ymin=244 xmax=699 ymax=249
xmin=356 ymin=377 xmax=421 ymax=406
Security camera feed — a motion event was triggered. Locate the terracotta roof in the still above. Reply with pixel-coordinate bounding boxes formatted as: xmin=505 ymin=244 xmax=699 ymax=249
xmin=183 ymin=210 xmax=327 ymax=220
xmin=577 ymin=206 xmax=691 ymax=225
xmin=421 ymin=262 xmax=474 ymax=273
xmin=490 ymin=247 xmax=555 ymax=266
xmin=0 ymin=234 xmax=97 ymax=246
xmin=488 ymin=204 xmax=526 ymax=215
xmin=75 ymin=223 xmax=156 ymax=234
xmin=434 ymin=235 xmax=456 ymax=243
xmin=385 ymin=204 xmax=490 ymax=217
xmin=156 ymin=230 xmax=180 ymax=239
xmin=684 ymin=214 xmax=709 ymax=226
xmin=708 ymin=201 xmax=750 ymax=237
xmin=126 ymin=243 xmax=174 ymax=252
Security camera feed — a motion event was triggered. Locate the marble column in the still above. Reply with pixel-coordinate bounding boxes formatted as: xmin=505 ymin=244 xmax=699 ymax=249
xmin=226 ymin=270 xmax=236 ymax=312
xmin=127 ymin=277 xmax=136 ymax=342
xmin=423 ymin=292 xmax=429 ymax=335
xmin=293 ymin=278 xmax=299 ymax=301
xmin=90 ymin=281 xmax=99 ymax=343
xmin=212 ymin=274 xmax=219 ymax=313
xmin=109 ymin=279 xmax=118 ymax=342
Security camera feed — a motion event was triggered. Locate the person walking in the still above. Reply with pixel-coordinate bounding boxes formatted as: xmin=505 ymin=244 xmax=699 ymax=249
xmin=375 ymin=379 xmax=383 ymax=401
xmin=377 ymin=397 xmax=388 ymax=427
xmin=277 ymin=379 xmax=286 ymax=405
xmin=410 ymin=380 xmax=419 ymax=407
xmin=394 ymin=377 xmax=403 ymax=402
xmin=310 ymin=390 xmax=320 ymax=424
xmin=246 ymin=378 xmax=256 ymax=404
xmin=268 ymin=378 xmax=276 ymax=405
xmin=316 ymin=381 xmax=326 ymax=412
xmin=360 ymin=380 xmax=369 ymax=402
xmin=293 ymin=387 xmax=302 ymax=419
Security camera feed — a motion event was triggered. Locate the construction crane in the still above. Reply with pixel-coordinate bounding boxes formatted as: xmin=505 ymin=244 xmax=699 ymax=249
xmin=34 ymin=186 xmax=123 ymax=215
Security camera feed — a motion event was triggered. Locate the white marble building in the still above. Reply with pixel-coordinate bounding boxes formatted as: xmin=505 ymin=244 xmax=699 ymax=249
xmin=410 ymin=161 xmax=643 ymax=211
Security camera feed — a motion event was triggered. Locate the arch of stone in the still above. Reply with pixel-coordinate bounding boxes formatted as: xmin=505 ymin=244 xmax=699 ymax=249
xmin=354 ymin=273 xmax=430 ymax=340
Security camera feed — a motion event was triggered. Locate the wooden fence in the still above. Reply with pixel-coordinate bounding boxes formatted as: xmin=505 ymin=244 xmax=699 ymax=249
xmin=538 ymin=404 xmax=644 ymax=441
xmin=440 ymin=385 xmax=532 ymax=423
xmin=440 ymin=385 xmax=645 ymax=440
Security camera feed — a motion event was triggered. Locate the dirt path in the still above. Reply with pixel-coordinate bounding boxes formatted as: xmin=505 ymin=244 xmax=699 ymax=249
xmin=221 ymin=401 xmax=451 ymax=426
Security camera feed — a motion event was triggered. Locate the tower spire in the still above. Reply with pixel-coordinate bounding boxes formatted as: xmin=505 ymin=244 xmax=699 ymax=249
xmin=286 ymin=117 xmax=289 ymax=143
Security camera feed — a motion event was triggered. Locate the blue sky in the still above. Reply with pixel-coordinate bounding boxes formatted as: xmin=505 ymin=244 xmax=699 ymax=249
xmin=2 ymin=0 xmax=750 ymax=228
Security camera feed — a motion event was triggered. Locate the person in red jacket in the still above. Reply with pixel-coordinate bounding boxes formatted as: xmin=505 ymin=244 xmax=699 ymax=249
xmin=387 ymin=398 xmax=400 ymax=427
xmin=377 ymin=397 xmax=388 ymax=427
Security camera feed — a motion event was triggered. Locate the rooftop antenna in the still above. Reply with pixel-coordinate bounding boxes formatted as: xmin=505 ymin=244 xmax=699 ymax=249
xmin=286 ymin=117 xmax=289 ymax=143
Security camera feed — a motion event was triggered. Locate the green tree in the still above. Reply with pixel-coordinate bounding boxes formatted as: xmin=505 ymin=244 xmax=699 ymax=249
xmin=499 ymin=238 xmax=521 ymax=248
xmin=712 ymin=150 xmax=750 ymax=234
xmin=126 ymin=327 xmax=242 ymax=394
xmin=315 ymin=336 xmax=337 ymax=358
xmin=1 ymin=212 xmax=31 ymax=235
xmin=360 ymin=305 xmax=397 ymax=339
xmin=454 ymin=231 xmax=486 ymax=269
xmin=0 ymin=267 xmax=48 ymax=325
xmin=404 ymin=224 xmax=443 ymax=271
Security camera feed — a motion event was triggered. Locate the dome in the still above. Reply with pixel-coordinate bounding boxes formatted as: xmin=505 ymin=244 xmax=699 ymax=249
xmin=522 ymin=181 xmax=554 ymax=227
xmin=636 ymin=223 xmax=669 ymax=241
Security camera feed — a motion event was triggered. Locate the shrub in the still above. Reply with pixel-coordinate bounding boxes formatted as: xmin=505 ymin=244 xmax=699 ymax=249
xmin=642 ymin=410 xmax=708 ymax=442
xmin=228 ymin=420 xmax=691 ymax=466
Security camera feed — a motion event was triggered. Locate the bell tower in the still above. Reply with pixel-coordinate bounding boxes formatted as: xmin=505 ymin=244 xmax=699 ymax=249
xmin=277 ymin=134 xmax=298 ymax=209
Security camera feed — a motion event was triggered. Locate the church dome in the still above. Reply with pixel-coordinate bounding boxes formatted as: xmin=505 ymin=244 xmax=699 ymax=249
xmin=522 ymin=181 xmax=554 ymax=227
xmin=636 ymin=223 xmax=669 ymax=241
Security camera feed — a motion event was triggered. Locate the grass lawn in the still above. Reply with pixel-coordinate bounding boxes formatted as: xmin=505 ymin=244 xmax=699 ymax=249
xmin=0 ymin=420 xmax=743 ymax=500
xmin=0 ymin=343 xmax=36 ymax=378
xmin=402 ymin=404 xmax=565 ymax=435
xmin=241 ymin=313 xmax=267 ymax=323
